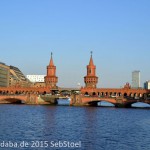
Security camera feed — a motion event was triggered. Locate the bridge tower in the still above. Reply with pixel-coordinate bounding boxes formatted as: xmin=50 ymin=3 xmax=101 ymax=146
xmin=44 ymin=52 xmax=58 ymax=88
xmin=84 ymin=52 xmax=98 ymax=88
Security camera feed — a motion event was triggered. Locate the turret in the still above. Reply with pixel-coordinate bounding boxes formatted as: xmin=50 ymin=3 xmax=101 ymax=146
xmin=84 ymin=51 xmax=98 ymax=88
xmin=44 ymin=52 xmax=58 ymax=88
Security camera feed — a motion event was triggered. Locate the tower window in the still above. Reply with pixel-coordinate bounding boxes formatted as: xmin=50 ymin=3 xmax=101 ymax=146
xmin=88 ymin=69 xmax=92 ymax=74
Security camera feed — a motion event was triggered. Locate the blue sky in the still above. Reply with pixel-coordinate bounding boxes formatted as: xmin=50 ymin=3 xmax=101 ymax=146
xmin=0 ymin=0 xmax=150 ymax=88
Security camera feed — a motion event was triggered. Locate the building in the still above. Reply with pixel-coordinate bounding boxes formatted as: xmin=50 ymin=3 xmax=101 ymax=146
xmin=44 ymin=53 xmax=58 ymax=88
xmin=132 ymin=71 xmax=140 ymax=88
xmin=32 ymin=82 xmax=45 ymax=88
xmin=0 ymin=62 xmax=10 ymax=87
xmin=26 ymin=75 xmax=46 ymax=88
xmin=144 ymin=81 xmax=150 ymax=89
xmin=9 ymin=66 xmax=31 ymax=87
xmin=84 ymin=52 xmax=98 ymax=88
xmin=26 ymin=75 xmax=45 ymax=82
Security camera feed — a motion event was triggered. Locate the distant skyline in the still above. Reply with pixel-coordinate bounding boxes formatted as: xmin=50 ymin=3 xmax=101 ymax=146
xmin=0 ymin=0 xmax=150 ymax=88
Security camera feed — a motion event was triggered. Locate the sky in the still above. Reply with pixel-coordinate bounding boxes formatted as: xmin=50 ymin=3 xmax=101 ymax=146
xmin=0 ymin=0 xmax=150 ymax=88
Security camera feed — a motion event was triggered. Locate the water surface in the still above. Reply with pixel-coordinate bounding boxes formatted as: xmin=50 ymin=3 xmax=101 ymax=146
xmin=0 ymin=105 xmax=150 ymax=150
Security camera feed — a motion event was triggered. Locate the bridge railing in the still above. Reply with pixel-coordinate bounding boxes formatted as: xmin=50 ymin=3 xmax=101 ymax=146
xmin=0 ymin=94 xmax=26 ymax=96
xmin=123 ymin=96 xmax=150 ymax=101
xmin=84 ymin=95 xmax=121 ymax=98
xmin=83 ymin=94 xmax=150 ymax=101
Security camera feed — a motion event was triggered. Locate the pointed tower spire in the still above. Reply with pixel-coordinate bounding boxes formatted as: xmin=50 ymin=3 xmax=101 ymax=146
xmin=45 ymin=52 xmax=58 ymax=88
xmin=89 ymin=51 xmax=94 ymax=66
xmin=84 ymin=51 xmax=98 ymax=88
xmin=49 ymin=52 xmax=54 ymax=66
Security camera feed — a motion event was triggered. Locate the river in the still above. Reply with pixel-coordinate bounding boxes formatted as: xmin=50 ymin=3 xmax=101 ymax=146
xmin=0 ymin=104 xmax=150 ymax=150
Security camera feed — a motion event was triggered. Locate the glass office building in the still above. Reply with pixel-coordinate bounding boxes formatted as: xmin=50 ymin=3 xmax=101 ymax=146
xmin=132 ymin=71 xmax=140 ymax=88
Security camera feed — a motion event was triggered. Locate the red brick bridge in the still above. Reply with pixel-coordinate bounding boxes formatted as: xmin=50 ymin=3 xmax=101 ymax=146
xmin=0 ymin=94 xmax=39 ymax=104
xmin=70 ymin=84 xmax=150 ymax=107
xmin=81 ymin=85 xmax=150 ymax=98
xmin=70 ymin=94 xmax=150 ymax=107
xmin=0 ymin=84 xmax=150 ymax=107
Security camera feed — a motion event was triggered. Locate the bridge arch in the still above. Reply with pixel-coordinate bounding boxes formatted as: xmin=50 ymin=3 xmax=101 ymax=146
xmin=84 ymin=92 xmax=89 ymax=96
xmin=105 ymin=92 xmax=108 ymax=96
xmin=129 ymin=93 xmax=133 ymax=97
xmin=119 ymin=92 xmax=122 ymax=96
xmin=0 ymin=95 xmax=28 ymax=104
xmin=109 ymin=92 xmax=112 ymax=96
xmin=100 ymin=92 xmax=104 ymax=97
xmin=87 ymin=99 xmax=116 ymax=106
xmin=98 ymin=100 xmax=115 ymax=107
xmin=0 ymin=98 xmax=26 ymax=104
xmin=114 ymin=92 xmax=117 ymax=96
xmin=82 ymin=96 xmax=117 ymax=106
xmin=131 ymin=102 xmax=150 ymax=108
xmin=15 ymin=91 xmax=19 ymax=94
xmin=133 ymin=93 xmax=137 ymax=97
xmin=92 ymin=92 xmax=96 ymax=96
xmin=124 ymin=93 xmax=127 ymax=97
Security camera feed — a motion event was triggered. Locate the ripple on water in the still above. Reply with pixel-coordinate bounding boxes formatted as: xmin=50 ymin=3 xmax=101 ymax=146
xmin=0 ymin=105 xmax=150 ymax=150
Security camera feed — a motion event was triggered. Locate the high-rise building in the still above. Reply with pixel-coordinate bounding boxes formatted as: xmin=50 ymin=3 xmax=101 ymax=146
xmin=132 ymin=71 xmax=140 ymax=88
xmin=44 ymin=53 xmax=58 ymax=88
xmin=144 ymin=81 xmax=150 ymax=89
xmin=0 ymin=62 xmax=10 ymax=87
xmin=84 ymin=52 xmax=98 ymax=88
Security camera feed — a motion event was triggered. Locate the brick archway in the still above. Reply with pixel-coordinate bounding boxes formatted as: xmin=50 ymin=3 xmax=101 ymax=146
xmin=81 ymin=97 xmax=117 ymax=106
xmin=0 ymin=98 xmax=25 ymax=104
xmin=0 ymin=95 xmax=27 ymax=104
xmin=81 ymin=87 xmax=149 ymax=99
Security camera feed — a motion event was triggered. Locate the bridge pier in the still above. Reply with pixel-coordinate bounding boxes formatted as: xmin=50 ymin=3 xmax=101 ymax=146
xmin=114 ymin=97 xmax=131 ymax=108
xmin=70 ymin=94 xmax=83 ymax=106
xmin=37 ymin=95 xmax=58 ymax=105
